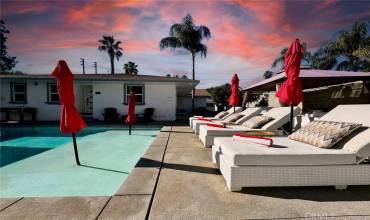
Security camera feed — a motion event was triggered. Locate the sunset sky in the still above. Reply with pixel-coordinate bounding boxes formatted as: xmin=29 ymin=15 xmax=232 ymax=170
xmin=2 ymin=0 xmax=370 ymax=88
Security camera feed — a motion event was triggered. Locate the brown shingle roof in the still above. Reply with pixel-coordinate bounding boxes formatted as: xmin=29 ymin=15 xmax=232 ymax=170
xmin=194 ymin=89 xmax=211 ymax=97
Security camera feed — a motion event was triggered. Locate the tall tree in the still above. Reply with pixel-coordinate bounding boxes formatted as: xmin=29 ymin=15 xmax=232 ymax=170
xmin=0 ymin=20 xmax=17 ymax=72
xmin=312 ymin=22 xmax=370 ymax=71
xmin=263 ymin=70 xmax=273 ymax=79
xmin=124 ymin=61 xmax=138 ymax=75
xmin=98 ymin=36 xmax=123 ymax=75
xmin=207 ymin=83 xmax=243 ymax=110
xmin=159 ymin=14 xmax=211 ymax=112
xmin=207 ymin=84 xmax=231 ymax=109
xmin=272 ymin=42 xmax=311 ymax=70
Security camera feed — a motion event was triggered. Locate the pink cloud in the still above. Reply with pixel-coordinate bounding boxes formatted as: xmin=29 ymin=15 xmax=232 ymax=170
xmin=1 ymin=1 xmax=50 ymax=16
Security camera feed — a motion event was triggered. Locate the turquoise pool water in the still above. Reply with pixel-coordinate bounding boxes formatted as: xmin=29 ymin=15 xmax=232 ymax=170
xmin=0 ymin=127 xmax=141 ymax=167
xmin=0 ymin=126 xmax=159 ymax=198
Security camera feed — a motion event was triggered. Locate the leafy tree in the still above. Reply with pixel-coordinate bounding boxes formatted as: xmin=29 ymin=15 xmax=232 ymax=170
xmin=181 ymin=75 xmax=188 ymax=79
xmin=159 ymin=14 xmax=211 ymax=112
xmin=207 ymin=84 xmax=243 ymax=110
xmin=272 ymin=42 xmax=311 ymax=70
xmin=124 ymin=61 xmax=138 ymax=75
xmin=207 ymin=84 xmax=231 ymax=108
xmin=0 ymin=20 xmax=17 ymax=72
xmin=1 ymin=70 xmax=24 ymax=75
xmin=312 ymin=22 xmax=370 ymax=71
xmin=98 ymin=35 xmax=123 ymax=75
xmin=263 ymin=70 xmax=273 ymax=79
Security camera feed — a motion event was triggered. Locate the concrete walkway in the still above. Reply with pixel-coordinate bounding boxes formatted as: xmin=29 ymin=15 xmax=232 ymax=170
xmin=1 ymin=126 xmax=370 ymax=219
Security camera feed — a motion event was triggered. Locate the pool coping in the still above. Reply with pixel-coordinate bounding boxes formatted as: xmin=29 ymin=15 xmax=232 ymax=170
xmin=98 ymin=126 xmax=172 ymax=219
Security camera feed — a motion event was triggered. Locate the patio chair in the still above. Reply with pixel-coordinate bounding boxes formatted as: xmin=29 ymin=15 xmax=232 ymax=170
xmin=212 ymin=104 xmax=370 ymax=191
xmin=189 ymin=107 xmax=243 ymax=128
xmin=143 ymin=108 xmax=155 ymax=122
xmin=192 ymin=107 xmax=266 ymax=135
xmin=103 ymin=107 xmax=119 ymax=122
xmin=134 ymin=107 xmax=155 ymax=123
xmin=199 ymin=106 xmax=301 ymax=147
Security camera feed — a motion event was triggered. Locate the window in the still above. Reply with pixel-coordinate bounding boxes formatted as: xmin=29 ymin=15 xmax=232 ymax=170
xmin=10 ymin=83 xmax=27 ymax=103
xmin=47 ymin=83 xmax=60 ymax=103
xmin=124 ymin=84 xmax=145 ymax=105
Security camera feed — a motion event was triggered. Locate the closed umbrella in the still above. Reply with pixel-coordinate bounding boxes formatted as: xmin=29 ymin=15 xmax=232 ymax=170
xmin=228 ymin=73 xmax=240 ymax=112
xmin=52 ymin=60 xmax=86 ymax=165
xmin=125 ymin=92 xmax=136 ymax=135
xmin=275 ymin=39 xmax=304 ymax=133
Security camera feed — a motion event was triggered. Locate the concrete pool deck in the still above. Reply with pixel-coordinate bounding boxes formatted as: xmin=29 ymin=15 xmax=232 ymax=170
xmin=1 ymin=126 xmax=370 ymax=219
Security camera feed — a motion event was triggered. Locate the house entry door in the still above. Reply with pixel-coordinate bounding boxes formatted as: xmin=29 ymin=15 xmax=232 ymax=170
xmin=84 ymin=86 xmax=93 ymax=114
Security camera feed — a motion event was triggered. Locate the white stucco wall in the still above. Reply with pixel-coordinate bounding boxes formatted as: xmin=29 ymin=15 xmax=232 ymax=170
xmin=0 ymin=79 xmax=60 ymax=121
xmin=1 ymin=79 xmax=180 ymax=121
xmin=93 ymin=82 xmax=176 ymax=121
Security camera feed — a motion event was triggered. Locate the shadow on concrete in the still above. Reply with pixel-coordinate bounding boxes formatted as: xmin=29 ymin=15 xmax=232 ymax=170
xmin=80 ymin=164 xmax=129 ymax=174
xmin=164 ymin=162 xmax=220 ymax=175
xmin=270 ymin=144 xmax=288 ymax=148
xmin=160 ymin=131 xmax=193 ymax=134
xmin=135 ymin=158 xmax=162 ymax=168
xmin=241 ymin=186 xmax=370 ymax=202
xmin=135 ymin=158 xmax=219 ymax=175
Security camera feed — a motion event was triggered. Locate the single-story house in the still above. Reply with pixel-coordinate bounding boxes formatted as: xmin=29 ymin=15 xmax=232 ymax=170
xmin=0 ymin=74 xmax=198 ymax=121
xmin=177 ymin=89 xmax=215 ymax=113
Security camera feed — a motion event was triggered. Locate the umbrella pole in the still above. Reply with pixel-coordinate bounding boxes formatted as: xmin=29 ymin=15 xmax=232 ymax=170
xmin=290 ymin=105 xmax=294 ymax=134
xmin=233 ymin=106 xmax=235 ymax=113
xmin=72 ymin=133 xmax=81 ymax=165
xmin=129 ymin=125 xmax=132 ymax=135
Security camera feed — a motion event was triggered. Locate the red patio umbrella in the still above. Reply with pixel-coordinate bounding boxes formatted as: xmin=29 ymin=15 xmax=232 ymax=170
xmin=228 ymin=73 xmax=240 ymax=112
xmin=52 ymin=60 xmax=86 ymax=165
xmin=125 ymin=92 xmax=136 ymax=135
xmin=275 ymin=39 xmax=304 ymax=133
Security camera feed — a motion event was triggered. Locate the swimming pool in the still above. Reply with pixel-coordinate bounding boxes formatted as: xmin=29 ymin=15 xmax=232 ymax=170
xmin=0 ymin=126 xmax=159 ymax=198
xmin=0 ymin=126 xmax=146 ymax=167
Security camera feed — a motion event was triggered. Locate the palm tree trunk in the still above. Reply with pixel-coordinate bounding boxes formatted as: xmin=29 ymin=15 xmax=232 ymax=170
xmin=191 ymin=52 xmax=195 ymax=113
xmin=110 ymin=55 xmax=114 ymax=75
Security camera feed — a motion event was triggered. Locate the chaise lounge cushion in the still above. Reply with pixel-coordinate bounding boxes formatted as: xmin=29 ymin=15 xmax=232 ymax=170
xmin=242 ymin=116 xmax=274 ymax=129
xmin=342 ymin=128 xmax=370 ymax=158
xmin=214 ymin=111 xmax=228 ymax=119
xmin=199 ymin=125 xmax=251 ymax=136
xmin=214 ymin=137 xmax=356 ymax=166
xmin=222 ymin=113 xmax=244 ymax=123
xmin=289 ymin=120 xmax=361 ymax=149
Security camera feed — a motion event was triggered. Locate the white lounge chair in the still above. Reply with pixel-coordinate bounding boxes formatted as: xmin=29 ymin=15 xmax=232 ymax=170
xmin=192 ymin=107 xmax=265 ymax=135
xmin=199 ymin=107 xmax=301 ymax=147
xmin=212 ymin=104 xmax=370 ymax=191
xmin=189 ymin=107 xmax=243 ymax=128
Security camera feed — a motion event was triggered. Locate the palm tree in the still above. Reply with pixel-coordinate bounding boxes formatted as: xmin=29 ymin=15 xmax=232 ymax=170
xmin=312 ymin=22 xmax=370 ymax=71
xmin=272 ymin=42 xmax=311 ymax=70
xmin=263 ymin=70 xmax=273 ymax=79
xmin=272 ymin=48 xmax=288 ymax=69
xmin=311 ymin=41 xmax=338 ymax=70
xmin=98 ymin=35 xmax=123 ymax=75
xmin=124 ymin=61 xmax=139 ymax=75
xmin=159 ymin=14 xmax=211 ymax=112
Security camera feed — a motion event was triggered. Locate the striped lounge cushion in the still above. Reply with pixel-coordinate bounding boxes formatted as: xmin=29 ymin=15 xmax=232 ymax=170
xmin=289 ymin=120 xmax=361 ymax=149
